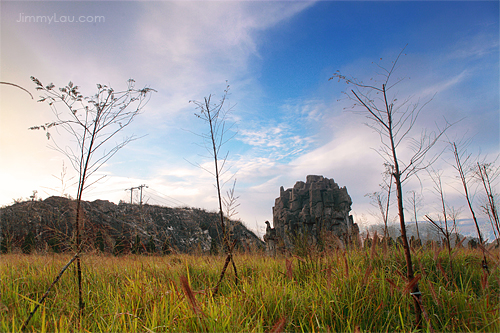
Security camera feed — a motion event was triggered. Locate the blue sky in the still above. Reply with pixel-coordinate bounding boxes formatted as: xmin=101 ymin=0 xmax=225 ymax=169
xmin=1 ymin=0 xmax=498 ymax=238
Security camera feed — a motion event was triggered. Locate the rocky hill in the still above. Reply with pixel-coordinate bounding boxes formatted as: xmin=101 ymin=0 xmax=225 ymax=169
xmin=0 ymin=196 xmax=263 ymax=254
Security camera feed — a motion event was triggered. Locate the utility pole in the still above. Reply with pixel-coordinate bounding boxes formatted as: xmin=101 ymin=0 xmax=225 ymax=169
xmin=125 ymin=184 xmax=148 ymax=205
xmin=125 ymin=186 xmax=139 ymax=204
xmin=138 ymin=184 xmax=148 ymax=206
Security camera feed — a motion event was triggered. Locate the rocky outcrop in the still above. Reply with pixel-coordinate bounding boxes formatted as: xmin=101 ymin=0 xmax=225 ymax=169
xmin=263 ymin=221 xmax=277 ymax=256
xmin=0 ymin=196 xmax=263 ymax=254
xmin=272 ymin=175 xmax=359 ymax=250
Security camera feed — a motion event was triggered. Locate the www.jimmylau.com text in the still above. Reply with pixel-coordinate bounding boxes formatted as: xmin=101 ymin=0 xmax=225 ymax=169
xmin=16 ymin=13 xmax=105 ymax=24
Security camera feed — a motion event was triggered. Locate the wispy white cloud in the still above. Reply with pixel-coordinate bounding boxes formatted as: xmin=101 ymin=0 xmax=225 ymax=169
xmin=236 ymin=97 xmax=331 ymax=167
xmin=237 ymin=124 xmax=315 ymax=160
xmin=446 ymin=31 xmax=499 ymax=61
xmin=130 ymin=1 xmax=315 ymax=117
xmin=418 ymin=70 xmax=469 ymax=98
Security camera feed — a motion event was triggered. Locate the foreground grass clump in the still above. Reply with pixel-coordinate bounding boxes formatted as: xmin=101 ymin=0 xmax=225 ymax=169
xmin=1 ymin=248 xmax=499 ymax=332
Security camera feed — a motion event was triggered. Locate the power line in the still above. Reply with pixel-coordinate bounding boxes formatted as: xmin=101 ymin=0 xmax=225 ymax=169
xmin=155 ymin=188 xmax=190 ymax=207
xmin=70 ymin=184 xmax=188 ymax=208
xmin=145 ymin=190 xmax=182 ymax=207
xmin=145 ymin=188 xmax=190 ymax=207
xmin=144 ymin=191 xmax=178 ymax=207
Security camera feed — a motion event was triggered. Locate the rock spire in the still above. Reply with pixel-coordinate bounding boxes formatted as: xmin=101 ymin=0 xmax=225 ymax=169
xmin=271 ymin=175 xmax=359 ymax=250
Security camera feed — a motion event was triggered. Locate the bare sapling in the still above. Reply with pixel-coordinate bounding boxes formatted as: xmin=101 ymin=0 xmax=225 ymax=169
xmin=475 ymin=159 xmax=500 ymax=240
xmin=330 ymin=46 xmax=452 ymax=328
xmin=26 ymin=77 xmax=154 ymax=325
xmin=366 ymin=169 xmax=392 ymax=240
xmin=424 ymin=168 xmax=457 ymax=280
xmin=450 ymin=141 xmax=489 ymax=273
xmin=190 ymin=85 xmax=239 ymax=295
xmin=447 ymin=206 xmax=463 ymax=247
xmin=223 ymin=179 xmax=241 ymax=223
xmin=406 ymin=190 xmax=423 ymax=241
xmin=39 ymin=161 xmax=76 ymax=199
xmin=223 ymin=179 xmax=241 ymax=279
xmin=427 ymin=168 xmax=453 ymax=248
xmin=424 ymin=215 xmax=457 ymax=282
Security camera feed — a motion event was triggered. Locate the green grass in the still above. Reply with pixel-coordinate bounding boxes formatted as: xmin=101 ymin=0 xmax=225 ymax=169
xmin=1 ymin=247 xmax=498 ymax=332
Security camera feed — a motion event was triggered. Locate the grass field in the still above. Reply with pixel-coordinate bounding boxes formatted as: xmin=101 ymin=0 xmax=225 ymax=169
xmin=1 ymin=246 xmax=499 ymax=332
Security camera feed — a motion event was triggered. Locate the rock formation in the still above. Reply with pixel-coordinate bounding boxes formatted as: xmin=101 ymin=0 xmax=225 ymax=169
xmin=263 ymin=221 xmax=277 ymax=256
xmin=272 ymin=175 xmax=359 ymax=250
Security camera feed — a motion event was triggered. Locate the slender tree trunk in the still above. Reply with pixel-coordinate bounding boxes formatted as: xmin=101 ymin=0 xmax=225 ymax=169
xmin=74 ymin=201 xmax=84 ymax=316
xmin=205 ymin=98 xmax=239 ymax=294
xmin=206 ymin=101 xmax=227 ymax=246
xmin=394 ymin=171 xmax=422 ymax=327
xmin=411 ymin=192 xmax=421 ymax=241
xmin=73 ymin=107 xmax=102 ymax=317
xmin=453 ymin=144 xmax=483 ymax=243
xmin=384 ymin=178 xmax=392 ymax=240
xmin=384 ymin=85 xmax=422 ymax=328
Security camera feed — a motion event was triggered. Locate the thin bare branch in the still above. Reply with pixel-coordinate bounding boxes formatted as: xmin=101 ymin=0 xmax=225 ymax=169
xmin=1 ymin=81 xmax=34 ymax=99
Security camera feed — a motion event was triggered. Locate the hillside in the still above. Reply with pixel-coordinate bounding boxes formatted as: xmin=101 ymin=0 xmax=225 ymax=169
xmin=0 ymin=196 xmax=263 ymax=254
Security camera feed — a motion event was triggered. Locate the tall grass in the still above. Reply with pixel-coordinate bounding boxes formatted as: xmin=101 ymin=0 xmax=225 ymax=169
xmin=1 ymin=247 xmax=498 ymax=332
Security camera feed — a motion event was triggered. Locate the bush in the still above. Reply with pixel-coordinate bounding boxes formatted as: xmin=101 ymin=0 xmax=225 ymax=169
xmin=21 ymin=231 xmax=35 ymax=254
xmin=146 ymin=236 xmax=156 ymax=254
xmin=0 ymin=233 xmax=10 ymax=253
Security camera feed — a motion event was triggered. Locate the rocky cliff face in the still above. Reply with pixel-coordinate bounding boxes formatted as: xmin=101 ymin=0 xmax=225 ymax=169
xmin=0 ymin=196 xmax=263 ymax=254
xmin=272 ymin=175 xmax=359 ymax=249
